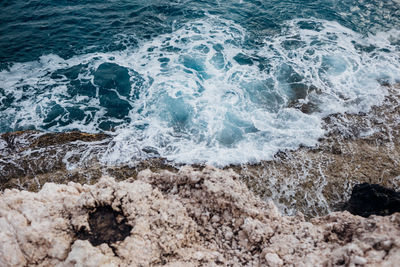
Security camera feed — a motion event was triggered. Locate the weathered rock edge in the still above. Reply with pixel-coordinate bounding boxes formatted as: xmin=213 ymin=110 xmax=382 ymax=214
xmin=2 ymin=85 xmax=400 ymax=218
xmin=1 ymin=167 xmax=399 ymax=266
xmin=234 ymin=85 xmax=400 ymax=217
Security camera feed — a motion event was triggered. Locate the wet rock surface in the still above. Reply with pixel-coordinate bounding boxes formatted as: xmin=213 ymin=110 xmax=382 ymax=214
xmin=0 ymin=167 xmax=399 ymax=266
xmin=345 ymin=183 xmax=400 ymax=217
xmin=236 ymin=84 xmax=400 ymax=217
xmin=76 ymin=205 xmax=132 ymax=246
xmin=0 ymin=131 xmax=110 ymax=191
xmin=0 ymin=84 xmax=399 ymax=218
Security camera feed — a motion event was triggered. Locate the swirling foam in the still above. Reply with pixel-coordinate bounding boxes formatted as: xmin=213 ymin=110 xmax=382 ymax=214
xmin=0 ymin=17 xmax=399 ymax=166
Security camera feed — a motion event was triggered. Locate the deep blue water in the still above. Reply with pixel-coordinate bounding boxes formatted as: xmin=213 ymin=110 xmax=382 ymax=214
xmin=1 ymin=0 xmax=399 ymax=64
xmin=1 ymin=0 xmax=400 ymax=165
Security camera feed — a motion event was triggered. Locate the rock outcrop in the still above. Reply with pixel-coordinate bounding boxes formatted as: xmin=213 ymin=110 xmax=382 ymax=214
xmin=236 ymin=85 xmax=400 ymax=217
xmin=1 ymin=167 xmax=399 ymax=266
xmin=1 ymin=84 xmax=400 ymax=218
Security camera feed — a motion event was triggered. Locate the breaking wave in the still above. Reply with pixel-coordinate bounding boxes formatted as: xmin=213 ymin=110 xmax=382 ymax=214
xmin=1 ymin=17 xmax=399 ymax=165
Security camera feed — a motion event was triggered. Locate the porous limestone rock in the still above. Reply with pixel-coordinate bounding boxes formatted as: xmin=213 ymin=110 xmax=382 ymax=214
xmin=0 ymin=166 xmax=399 ymax=266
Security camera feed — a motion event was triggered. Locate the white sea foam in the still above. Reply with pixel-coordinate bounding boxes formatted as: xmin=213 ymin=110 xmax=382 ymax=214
xmin=0 ymin=17 xmax=399 ymax=166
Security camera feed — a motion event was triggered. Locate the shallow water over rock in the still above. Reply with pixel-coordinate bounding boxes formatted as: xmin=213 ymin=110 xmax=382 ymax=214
xmin=1 ymin=85 xmax=399 ymax=218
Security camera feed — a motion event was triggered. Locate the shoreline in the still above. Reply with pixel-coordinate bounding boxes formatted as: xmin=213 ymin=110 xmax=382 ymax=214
xmin=1 ymin=84 xmax=399 ymax=218
xmin=0 ymin=86 xmax=399 ymax=265
xmin=234 ymin=84 xmax=400 ymax=216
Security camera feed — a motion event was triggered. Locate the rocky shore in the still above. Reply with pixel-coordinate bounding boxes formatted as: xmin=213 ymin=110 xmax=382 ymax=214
xmin=1 ymin=85 xmax=400 ymax=266
xmin=236 ymin=85 xmax=400 ymax=217
xmin=1 ymin=167 xmax=399 ymax=266
xmin=1 ymin=84 xmax=399 ymax=218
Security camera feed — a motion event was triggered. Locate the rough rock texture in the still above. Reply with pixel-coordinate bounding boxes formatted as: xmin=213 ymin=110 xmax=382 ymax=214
xmin=1 ymin=85 xmax=400 ymax=218
xmin=237 ymin=85 xmax=400 ymax=217
xmin=0 ymin=130 xmax=179 ymax=193
xmin=1 ymin=167 xmax=399 ymax=266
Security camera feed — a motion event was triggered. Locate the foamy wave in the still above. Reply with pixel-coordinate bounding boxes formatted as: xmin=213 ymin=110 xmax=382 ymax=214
xmin=0 ymin=16 xmax=399 ymax=166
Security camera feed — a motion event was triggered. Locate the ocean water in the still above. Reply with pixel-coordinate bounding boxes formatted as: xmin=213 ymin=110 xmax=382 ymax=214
xmin=1 ymin=0 xmax=400 ymax=166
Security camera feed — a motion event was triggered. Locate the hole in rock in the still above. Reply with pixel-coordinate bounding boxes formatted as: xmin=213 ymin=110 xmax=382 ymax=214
xmin=76 ymin=205 xmax=132 ymax=246
xmin=344 ymin=183 xmax=400 ymax=217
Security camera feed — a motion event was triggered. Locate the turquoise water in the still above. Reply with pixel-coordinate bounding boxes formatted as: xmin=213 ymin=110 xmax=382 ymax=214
xmin=1 ymin=0 xmax=400 ymax=165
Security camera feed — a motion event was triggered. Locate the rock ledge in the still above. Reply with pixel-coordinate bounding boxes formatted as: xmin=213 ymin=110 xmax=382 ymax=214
xmin=1 ymin=167 xmax=399 ymax=266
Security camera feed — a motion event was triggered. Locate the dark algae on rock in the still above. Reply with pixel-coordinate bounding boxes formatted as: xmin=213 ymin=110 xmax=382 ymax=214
xmin=76 ymin=205 xmax=132 ymax=246
xmin=345 ymin=183 xmax=400 ymax=217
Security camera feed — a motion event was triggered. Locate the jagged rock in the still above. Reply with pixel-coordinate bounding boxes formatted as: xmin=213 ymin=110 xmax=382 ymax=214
xmin=0 ymin=167 xmax=399 ymax=266
xmin=345 ymin=183 xmax=400 ymax=217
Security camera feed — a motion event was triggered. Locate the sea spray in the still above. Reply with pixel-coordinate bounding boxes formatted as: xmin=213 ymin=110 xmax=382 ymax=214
xmin=2 ymin=16 xmax=399 ymax=165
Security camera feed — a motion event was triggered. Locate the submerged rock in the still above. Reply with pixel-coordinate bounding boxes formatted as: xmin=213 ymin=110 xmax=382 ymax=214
xmin=93 ymin=63 xmax=132 ymax=97
xmin=345 ymin=183 xmax=400 ymax=217
xmin=0 ymin=167 xmax=399 ymax=266
xmin=0 ymin=131 xmax=110 ymax=191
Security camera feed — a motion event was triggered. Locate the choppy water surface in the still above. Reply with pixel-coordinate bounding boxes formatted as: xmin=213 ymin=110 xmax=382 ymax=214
xmin=1 ymin=0 xmax=400 ymax=165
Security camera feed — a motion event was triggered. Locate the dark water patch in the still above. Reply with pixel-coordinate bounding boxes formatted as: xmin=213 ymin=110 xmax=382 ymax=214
xmin=0 ymin=88 xmax=15 ymax=112
xmin=51 ymin=64 xmax=86 ymax=80
xmin=94 ymin=63 xmax=131 ymax=96
xmin=5 ymin=61 xmax=148 ymax=131
xmin=233 ymin=53 xmax=253 ymax=66
xmin=1 ymin=0 xmax=399 ymax=63
xmin=43 ymin=104 xmax=66 ymax=125
xmin=68 ymin=79 xmax=97 ymax=98
xmin=99 ymin=90 xmax=131 ymax=119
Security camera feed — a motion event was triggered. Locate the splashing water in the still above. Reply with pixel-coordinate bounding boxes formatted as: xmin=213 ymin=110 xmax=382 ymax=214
xmin=1 ymin=8 xmax=400 ymax=166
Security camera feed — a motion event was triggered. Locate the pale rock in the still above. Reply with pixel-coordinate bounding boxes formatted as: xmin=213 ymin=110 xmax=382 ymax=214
xmin=353 ymin=255 xmax=367 ymax=265
xmin=265 ymin=253 xmax=283 ymax=266
xmin=0 ymin=218 xmax=26 ymax=267
xmin=0 ymin=167 xmax=399 ymax=266
xmin=63 ymin=240 xmax=121 ymax=267
xmin=382 ymin=240 xmax=392 ymax=250
xmin=383 ymin=247 xmax=400 ymax=267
